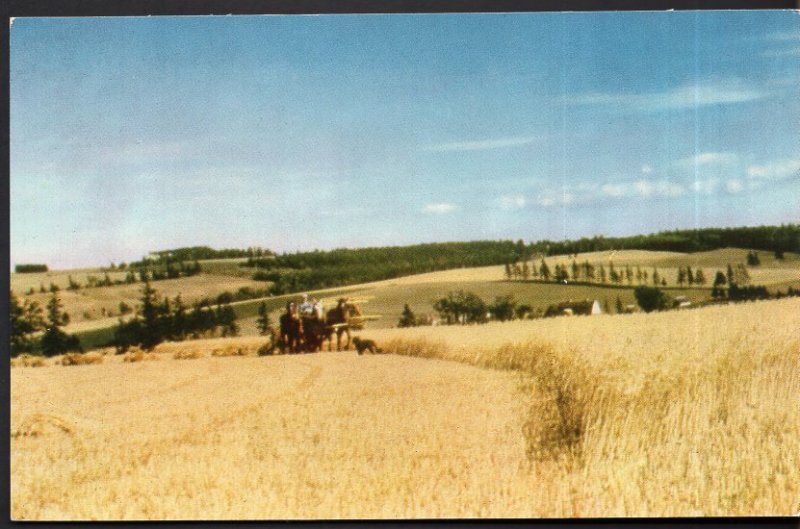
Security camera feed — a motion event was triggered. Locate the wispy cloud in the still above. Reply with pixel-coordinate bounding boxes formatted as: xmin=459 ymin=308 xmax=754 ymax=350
xmin=691 ymin=178 xmax=720 ymax=195
xmin=599 ymin=180 xmax=685 ymax=199
xmin=565 ymin=81 xmax=767 ymax=112
xmin=534 ymin=191 xmax=575 ymax=207
xmin=641 ymin=164 xmax=653 ymax=175
xmin=678 ymin=151 xmax=739 ymax=168
xmin=726 ymin=179 xmax=744 ymax=194
xmin=495 ymin=195 xmax=527 ymax=210
xmin=761 ymin=47 xmax=800 ymax=58
xmin=765 ymin=30 xmax=800 ymax=41
xmin=423 ymin=202 xmax=457 ymax=214
xmin=601 ymin=183 xmax=627 ymax=197
xmin=746 ymin=158 xmax=800 ymax=180
xmin=423 ymin=135 xmax=539 ymax=153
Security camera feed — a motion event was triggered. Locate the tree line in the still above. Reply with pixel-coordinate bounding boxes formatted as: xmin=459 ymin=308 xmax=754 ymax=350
xmin=505 ymin=259 xmax=706 ymax=288
xmin=127 ymin=245 xmax=271 ymax=268
xmin=112 ymin=280 xmax=240 ymax=352
xmin=529 ymin=224 xmax=799 ymax=256
xmin=245 ymin=240 xmax=530 ymax=294
xmin=10 ymin=291 xmax=81 ymax=357
xmin=15 ymin=264 xmax=48 ymax=273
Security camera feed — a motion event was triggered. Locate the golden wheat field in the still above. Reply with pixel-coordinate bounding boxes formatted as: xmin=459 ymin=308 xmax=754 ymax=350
xmin=11 ymin=297 xmax=800 ymax=519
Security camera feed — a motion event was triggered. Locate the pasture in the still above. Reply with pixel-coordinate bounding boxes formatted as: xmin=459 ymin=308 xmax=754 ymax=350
xmin=11 ymin=297 xmax=800 ymax=518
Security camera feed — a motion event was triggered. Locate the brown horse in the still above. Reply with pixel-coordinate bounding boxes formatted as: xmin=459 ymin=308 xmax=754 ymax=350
xmin=300 ymin=314 xmax=328 ymax=352
xmin=324 ymin=299 xmax=362 ymax=351
xmin=278 ymin=303 xmax=302 ymax=353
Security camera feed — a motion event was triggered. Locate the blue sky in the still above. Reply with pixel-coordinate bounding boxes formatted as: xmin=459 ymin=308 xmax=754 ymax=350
xmin=10 ymin=11 xmax=800 ymax=269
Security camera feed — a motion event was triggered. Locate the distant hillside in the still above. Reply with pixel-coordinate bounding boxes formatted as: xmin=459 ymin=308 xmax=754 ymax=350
xmin=531 ymin=224 xmax=800 ymax=256
xmin=243 ymin=240 xmax=530 ymax=294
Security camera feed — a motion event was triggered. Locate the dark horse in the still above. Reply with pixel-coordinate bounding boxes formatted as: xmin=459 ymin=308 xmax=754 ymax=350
xmin=300 ymin=314 xmax=328 ymax=352
xmin=278 ymin=302 xmax=302 ymax=353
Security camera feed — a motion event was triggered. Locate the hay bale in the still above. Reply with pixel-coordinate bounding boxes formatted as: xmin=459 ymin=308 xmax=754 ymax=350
xmin=60 ymin=351 xmax=103 ymax=366
xmin=123 ymin=348 xmax=159 ymax=362
xmin=10 ymin=354 xmax=46 ymax=368
xmin=173 ymin=349 xmax=202 ymax=360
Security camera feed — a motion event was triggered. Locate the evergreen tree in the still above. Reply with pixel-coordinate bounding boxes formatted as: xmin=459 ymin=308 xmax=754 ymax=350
xmin=539 ymin=260 xmax=551 ymax=281
xmin=677 ymin=267 xmax=686 ymax=286
xmin=726 ymin=263 xmax=735 ymax=284
xmin=521 ymin=262 xmax=531 ymax=281
xmin=171 ymin=295 xmax=188 ymax=340
xmin=138 ymin=279 xmax=163 ymax=350
xmin=10 ymin=292 xmax=45 ymax=356
xmin=694 ymin=269 xmax=706 ymax=285
xmin=608 ymin=262 xmax=618 ymax=284
xmin=571 ymin=260 xmax=580 ymax=281
xmin=504 ymin=263 xmax=512 ymax=280
xmin=652 ymin=268 xmax=660 ymax=286
xmin=598 ymin=264 xmax=607 ymax=283
xmin=256 ymin=302 xmax=274 ymax=334
xmin=615 ymin=296 xmax=624 ymax=314
xmin=40 ymin=294 xmax=82 ymax=356
xmin=216 ymin=304 xmax=239 ymax=337
xmin=686 ymin=266 xmax=694 ymax=285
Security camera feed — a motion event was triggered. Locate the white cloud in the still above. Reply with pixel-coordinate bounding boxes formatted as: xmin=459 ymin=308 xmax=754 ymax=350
xmin=423 ymin=202 xmax=457 ymax=214
xmin=634 ymin=180 xmax=653 ymax=197
xmin=679 ymin=152 xmax=739 ymax=167
xmin=601 ymin=183 xmax=627 ymax=197
xmin=565 ymin=81 xmax=767 ymax=112
xmin=634 ymin=180 xmax=685 ymax=198
xmin=766 ymin=30 xmax=800 ymax=41
xmin=641 ymin=164 xmax=653 ymax=175
xmin=726 ymin=180 xmax=744 ymax=194
xmin=761 ymin=47 xmax=800 ymax=58
xmin=691 ymin=178 xmax=720 ymax=195
xmin=496 ymin=195 xmax=527 ymax=210
xmin=423 ymin=135 xmax=539 ymax=153
xmin=534 ymin=191 xmax=575 ymax=207
xmin=746 ymin=159 xmax=800 ymax=180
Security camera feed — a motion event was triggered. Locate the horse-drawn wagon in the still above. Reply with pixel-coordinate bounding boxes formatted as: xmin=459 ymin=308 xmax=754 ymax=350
xmin=276 ymin=296 xmax=379 ymax=354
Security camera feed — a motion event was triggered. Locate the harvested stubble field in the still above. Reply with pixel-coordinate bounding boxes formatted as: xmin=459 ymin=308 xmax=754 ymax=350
xmin=11 ymin=351 xmax=532 ymax=520
xmin=11 ymin=298 xmax=800 ymax=519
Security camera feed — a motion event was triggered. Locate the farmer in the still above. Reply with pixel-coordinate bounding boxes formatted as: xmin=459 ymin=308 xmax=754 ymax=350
xmin=299 ymin=293 xmax=314 ymax=316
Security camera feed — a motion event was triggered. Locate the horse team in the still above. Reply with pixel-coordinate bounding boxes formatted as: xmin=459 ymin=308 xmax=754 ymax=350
xmin=278 ymin=296 xmax=362 ymax=354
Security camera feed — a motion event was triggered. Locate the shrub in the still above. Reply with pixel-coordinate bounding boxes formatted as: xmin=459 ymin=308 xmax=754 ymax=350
xmin=173 ymin=349 xmax=202 ymax=360
xmin=59 ymin=352 xmax=104 ymax=366
xmin=11 ymin=354 xmax=46 ymax=368
xmin=15 ymin=264 xmax=48 ymax=273
xmin=634 ymin=286 xmax=668 ymax=313
xmin=123 ymin=347 xmax=159 ymax=362
xmin=211 ymin=345 xmax=247 ymax=357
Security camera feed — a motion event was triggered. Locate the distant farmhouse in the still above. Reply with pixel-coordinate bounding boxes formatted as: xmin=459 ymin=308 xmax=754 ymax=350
xmin=545 ymin=299 xmax=602 ymax=317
